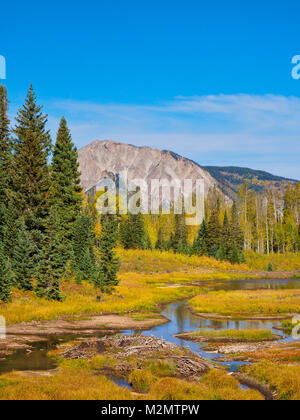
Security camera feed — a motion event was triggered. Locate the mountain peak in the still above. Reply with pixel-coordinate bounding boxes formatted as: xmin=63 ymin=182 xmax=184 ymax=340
xmin=78 ymin=140 xmax=217 ymax=195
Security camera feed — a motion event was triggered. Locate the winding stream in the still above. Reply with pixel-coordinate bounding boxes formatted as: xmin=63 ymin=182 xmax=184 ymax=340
xmin=0 ymin=278 xmax=299 ymax=375
xmin=126 ymin=278 xmax=300 ymax=372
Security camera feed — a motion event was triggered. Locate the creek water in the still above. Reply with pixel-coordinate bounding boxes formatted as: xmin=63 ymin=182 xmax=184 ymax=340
xmin=125 ymin=278 xmax=300 ymax=372
xmin=1 ymin=278 xmax=299 ymax=376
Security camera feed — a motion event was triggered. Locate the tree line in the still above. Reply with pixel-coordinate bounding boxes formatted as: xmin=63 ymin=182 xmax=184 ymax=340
xmin=0 ymin=85 xmax=119 ymax=303
xmin=1 ymin=85 xmax=299 ymax=303
xmin=113 ymin=181 xmax=299 ymax=262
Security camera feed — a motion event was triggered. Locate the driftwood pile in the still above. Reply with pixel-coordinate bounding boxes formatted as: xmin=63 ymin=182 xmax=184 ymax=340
xmin=62 ymin=335 xmax=210 ymax=377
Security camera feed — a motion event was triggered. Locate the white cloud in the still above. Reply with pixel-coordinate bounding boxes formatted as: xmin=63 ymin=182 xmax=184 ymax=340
xmin=10 ymin=94 xmax=300 ymax=179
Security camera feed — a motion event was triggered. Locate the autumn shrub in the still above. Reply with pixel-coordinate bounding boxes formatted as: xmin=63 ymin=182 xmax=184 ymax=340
xmin=129 ymin=369 xmax=156 ymax=393
xmin=244 ymin=361 xmax=300 ymax=400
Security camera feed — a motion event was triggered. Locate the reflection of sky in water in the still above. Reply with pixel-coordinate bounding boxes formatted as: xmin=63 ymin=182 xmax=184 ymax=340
xmin=1 ymin=279 xmax=299 ymax=375
xmin=125 ymin=278 xmax=300 ymax=372
xmin=210 ymin=278 xmax=300 ymax=292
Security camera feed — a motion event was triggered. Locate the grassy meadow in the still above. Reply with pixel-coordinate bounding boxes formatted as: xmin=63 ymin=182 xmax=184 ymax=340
xmin=1 ymin=248 xmax=300 ymax=325
xmin=243 ymin=362 xmax=300 ymax=400
xmin=188 ymin=289 xmax=300 ymax=317
xmin=1 ymin=248 xmax=300 ymax=401
xmin=0 ymin=357 xmax=263 ymax=400
xmin=0 ymin=249 xmax=259 ymax=325
xmin=177 ymin=329 xmax=275 ymax=342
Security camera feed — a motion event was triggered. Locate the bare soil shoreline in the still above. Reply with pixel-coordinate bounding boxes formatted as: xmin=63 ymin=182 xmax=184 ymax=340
xmin=0 ymin=313 xmax=169 ymax=356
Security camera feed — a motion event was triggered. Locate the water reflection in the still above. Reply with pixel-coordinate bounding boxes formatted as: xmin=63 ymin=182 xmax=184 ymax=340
xmin=1 ymin=279 xmax=299 ymax=375
xmin=210 ymin=278 xmax=300 ymax=292
xmin=125 ymin=300 xmax=295 ymax=372
xmin=126 ymin=279 xmax=300 ymax=372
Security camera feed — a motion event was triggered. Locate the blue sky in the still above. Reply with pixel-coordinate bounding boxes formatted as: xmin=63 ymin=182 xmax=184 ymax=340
xmin=1 ymin=0 xmax=300 ymax=178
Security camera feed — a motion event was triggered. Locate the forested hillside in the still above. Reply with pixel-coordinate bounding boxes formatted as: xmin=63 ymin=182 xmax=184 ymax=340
xmin=204 ymin=166 xmax=298 ymax=199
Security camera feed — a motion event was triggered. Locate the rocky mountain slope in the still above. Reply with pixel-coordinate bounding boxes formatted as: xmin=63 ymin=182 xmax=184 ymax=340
xmin=78 ymin=140 xmax=298 ymax=199
xmin=78 ymin=140 xmax=218 ymax=197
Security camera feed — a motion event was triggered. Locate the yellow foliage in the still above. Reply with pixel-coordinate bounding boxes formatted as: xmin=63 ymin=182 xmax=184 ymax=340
xmin=246 ymin=250 xmax=300 ymax=272
xmin=148 ymin=370 xmax=263 ymax=400
xmin=189 ymin=289 xmax=300 ymax=316
xmin=119 ymin=248 xmax=249 ymax=273
xmin=0 ymin=360 xmax=133 ymax=400
xmin=244 ymin=362 xmax=300 ymax=400
xmin=129 ymin=369 xmax=156 ymax=393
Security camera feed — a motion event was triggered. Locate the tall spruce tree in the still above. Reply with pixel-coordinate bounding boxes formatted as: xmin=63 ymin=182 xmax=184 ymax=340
xmin=0 ymin=85 xmax=12 ymax=249
xmin=51 ymin=117 xmax=82 ymax=255
xmin=36 ymin=210 xmax=66 ymax=301
xmin=173 ymin=213 xmax=189 ymax=254
xmin=155 ymin=227 xmax=165 ymax=251
xmin=119 ymin=212 xmax=147 ymax=249
xmin=206 ymin=208 xmax=221 ymax=257
xmin=12 ymin=85 xmax=52 ymax=247
xmin=130 ymin=212 xmax=147 ymax=249
xmin=220 ymin=211 xmax=231 ymax=260
xmin=71 ymin=210 xmax=96 ymax=281
xmin=0 ymin=242 xmax=13 ymax=303
xmin=192 ymin=219 xmax=207 ymax=255
xmin=96 ymin=214 xmax=120 ymax=291
xmin=230 ymin=202 xmax=244 ymax=255
xmin=13 ymin=218 xmax=36 ymax=290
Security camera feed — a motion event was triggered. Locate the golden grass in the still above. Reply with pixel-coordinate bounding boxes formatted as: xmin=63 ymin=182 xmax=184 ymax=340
xmin=0 ymin=359 xmax=133 ymax=400
xmin=243 ymin=343 xmax=300 ymax=363
xmin=0 ymin=358 xmax=263 ymax=400
xmin=148 ymin=370 xmax=263 ymax=400
xmin=244 ymin=361 xmax=300 ymax=400
xmin=0 ymin=263 xmax=256 ymax=326
xmin=1 ymin=248 xmax=298 ymax=325
xmin=246 ymin=250 xmax=300 ymax=272
xmin=189 ymin=289 xmax=300 ymax=316
xmin=188 ymin=329 xmax=274 ymax=342
xmin=119 ymin=248 xmax=249 ymax=273
xmin=129 ymin=369 xmax=156 ymax=393
xmin=0 ymin=274 xmax=200 ymax=325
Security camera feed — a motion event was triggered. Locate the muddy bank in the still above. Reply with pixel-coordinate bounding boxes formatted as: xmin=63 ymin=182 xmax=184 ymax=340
xmin=204 ymin=340 xmax=300 ymax=361
xmin=232 ymin=373 xmax=276 ymax=401
xmin=0 ymin=313 xmax=168 ymax=356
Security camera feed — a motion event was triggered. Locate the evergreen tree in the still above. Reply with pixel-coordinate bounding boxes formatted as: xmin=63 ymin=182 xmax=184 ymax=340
xmin=216 ymin=244 xmax=226 ymax=261
xmin=119 ymin=216 xmax=130 ymax=249
xmin=0 ymin=242 xmax=13 ymax=303
xmin=71 ymin=210 xmax=96 ymax=281
xmin=12 ymin=85 xmax=52 ymax=247
xmin=36 ymin=210 xmax=66 ymax=301
xmin=96 ymin=214 xmax=120 ymax=291
xmin=230 ymin=202 xmax=244 ymax=253
xmin=119 ymin=212 xmax=147 ymax=250
xmin=192 ymin=219 xmax=207 ymax=255
xmin=144 ymin=232 xmax=152 ymax=250
xmin=229 ymin=246 xmax=240 ymax=264
xmin=173 ymin=213 xmax=189 ymax=254
xmin=221 ymin=211 xmax=231 ymax=260
xmin=155 ymin=227 xmax=165 ymax=251
xmin=13 ymin=218 xmax=36 ymax=290
xmin=51 ymin=117 xmax=82 ymax=255
xmin=165 ymin=233 xmax=174 ymax=251
xmin=130 ymin=212 xmax=146 ymax=249
xmin=0 ymin=85 xmax=12 ymax=249
xmin=206 ymin=208 xmax=221 ymax=257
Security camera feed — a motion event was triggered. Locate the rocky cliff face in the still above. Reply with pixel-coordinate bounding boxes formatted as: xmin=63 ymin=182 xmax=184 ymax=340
xmin=78 ymin=140 xmax=219 ymax=197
